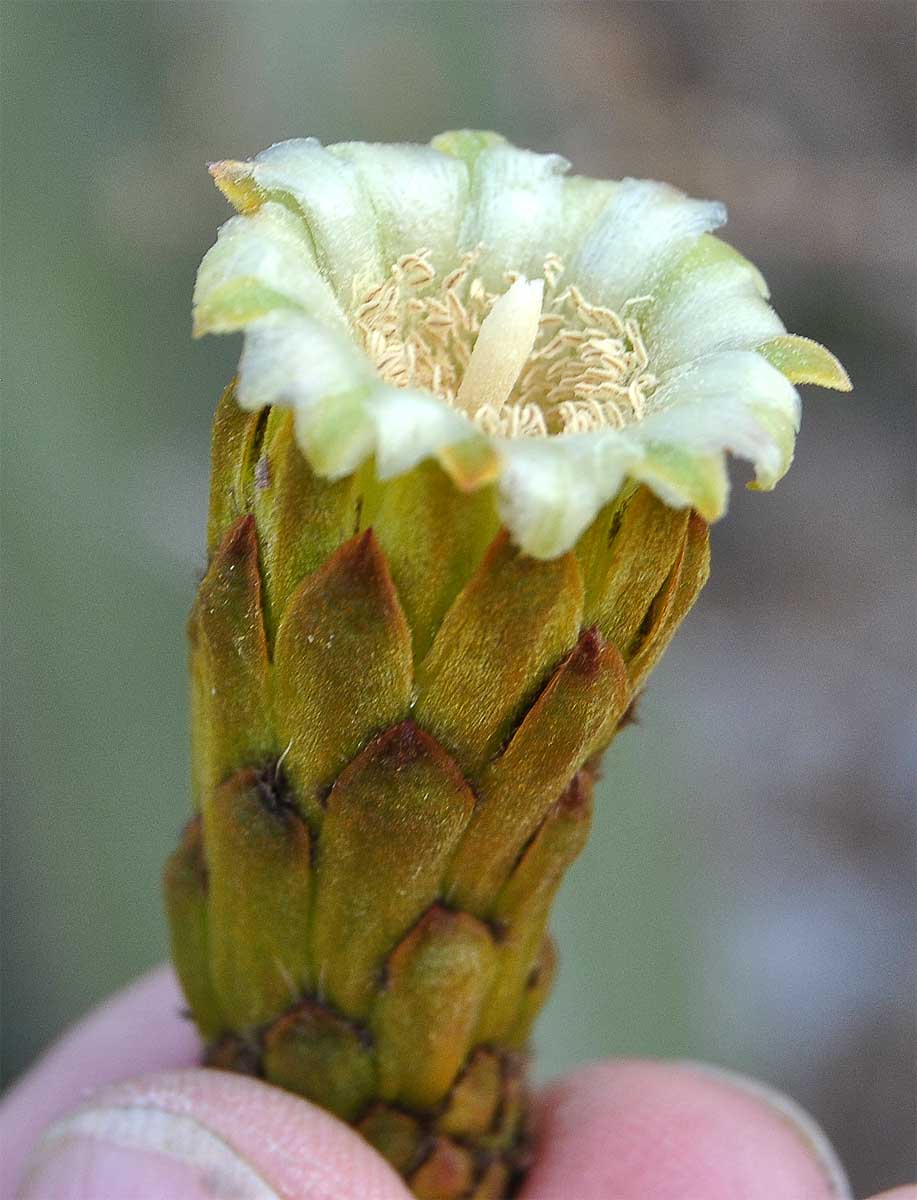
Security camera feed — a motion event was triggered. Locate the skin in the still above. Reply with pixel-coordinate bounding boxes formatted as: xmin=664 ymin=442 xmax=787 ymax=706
xmin=0 ymin=968 xmax=911 ymax=1200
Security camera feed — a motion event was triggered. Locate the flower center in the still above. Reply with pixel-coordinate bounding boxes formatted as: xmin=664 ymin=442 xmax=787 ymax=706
xmin=352 ymin=250 xmax=657 ymax=437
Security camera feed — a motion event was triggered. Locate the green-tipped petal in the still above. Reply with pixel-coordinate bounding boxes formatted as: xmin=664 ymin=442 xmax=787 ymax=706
xmin=236 ymin=138 xmax=385 ymax=297
xmin=646 ymin=245 xmax=786 ymax=373
xmin=570 ymin=178 xmax=727 ymax=309
xmin=431 ymin=128 xmax=506 ymax=165
xmin=757 ymin=333 xmax=852 ymax=390
xmin=630 ymin=444 xmax=729 ymax=524
xmin=635 ymin=350 xmax=801 ymax=508
xmin=496 ymin=435 xmax=635 ymax=560
xmin=236 ymin=313 xmax=373 ymax=414
xmin=366 ymin=385 xmax=476 ymax=479
xmin=193 ymin=203 xmax=347 ymax=337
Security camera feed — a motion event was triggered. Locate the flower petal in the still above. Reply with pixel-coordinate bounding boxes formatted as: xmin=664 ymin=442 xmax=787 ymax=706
xmin=329 ymin=142 xmax=469 ymax=274
xmin=365 ymin=386 xmax=475 ymax=480
xmin=434 ymin=130 xmax=617 ymax=273
xmin=497 ymin=434 xmax=636 ymax=559
xmin=193 ymin=204 xmax=348 ymax=336
xmin=757 ymin=334 xmax=852 ymax=390
xmin=293 ymin=388 xmax=377 ymax=479
xmin=631 ymin=443 xmax=730 ymax=520
xmin=633 ymin=350 xmax=801 ymax=511
xmin=243 ymin=139 xmax=387 ymax=300
xmin=455 ymin=141 xmax=572 ymax=286
xmin=644 ymin=237 xmax=785 ymax=373
xmin=570 ymin=179 xmax=727 ymax=309
xmin=236 ymin=312 xmax=374 ymax=413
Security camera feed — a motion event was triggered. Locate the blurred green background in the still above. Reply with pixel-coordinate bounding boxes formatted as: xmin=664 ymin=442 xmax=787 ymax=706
xmin=2 ymin=3 xmax=914 ymax=1193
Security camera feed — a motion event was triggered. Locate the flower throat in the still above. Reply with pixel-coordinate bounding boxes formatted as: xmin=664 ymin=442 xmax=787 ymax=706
xmin=353 ymin=249 xmax=657 ymax=437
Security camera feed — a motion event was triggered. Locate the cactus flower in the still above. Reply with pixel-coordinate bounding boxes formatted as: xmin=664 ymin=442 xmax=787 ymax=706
xmin=165 ymin=131 xmax=849 ymax=1199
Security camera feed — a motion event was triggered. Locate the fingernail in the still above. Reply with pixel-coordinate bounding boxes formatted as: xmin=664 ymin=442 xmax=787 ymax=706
xmin=19 ymin=1104 xmax=279 ymax=1200
xmin=677 ymin=1061 xmax=852 ymax=1199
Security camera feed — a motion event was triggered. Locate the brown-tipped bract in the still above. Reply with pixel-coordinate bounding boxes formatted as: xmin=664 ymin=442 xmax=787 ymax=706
xmin=273 ymin=530 xmax=413 ymax=823
xmin=204 ymin=767 xmax=312 ymax=1030
xmin=414 ymin=532 xmax=584 ymax=773
xmin=312 ymin=722 xmax=475 ymax=1017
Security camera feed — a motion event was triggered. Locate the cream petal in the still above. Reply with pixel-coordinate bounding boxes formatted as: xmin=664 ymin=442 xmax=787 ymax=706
xmin=497 ymin=434 xmax=635 ymax=559
xmin=236 ymin=312 xmax=374 ymax=413
xmin=247 ymin=139 xmax=386 ymax=299
xmin=432 ymin=132 xmax=618 ymax=257
xmin=635 ymin=350 xmax=801 ymax=499
xmin=365 ymin=386 xmax=475 ymax=479
xmin=560 ymin=175 xmax=620 ymax=243
xmin=570 ymin=179 xmax=727 ymax=309
xmin=457 ymin=142 xmax=571 ymax=286
xmin=329 ymin=142 xmax=469 ymax=274
xmin=193 ymin=204 xmax=348 ymax=335
xmin=645 ymin=254 xmax=785 ymax=373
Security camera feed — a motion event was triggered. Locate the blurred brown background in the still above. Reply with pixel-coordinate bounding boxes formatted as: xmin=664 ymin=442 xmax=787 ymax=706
xmin=2 ymin=3 xmax=914 ymax=1193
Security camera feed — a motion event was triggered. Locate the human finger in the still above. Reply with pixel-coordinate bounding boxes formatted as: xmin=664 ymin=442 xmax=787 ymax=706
xmin=521 ymin=1058 xmax=852 ymax=1200
xmin=15 ymin=1068 xmax=411 ymax=1200
xmin=0 ymin=966 xmax=198 ymax=1198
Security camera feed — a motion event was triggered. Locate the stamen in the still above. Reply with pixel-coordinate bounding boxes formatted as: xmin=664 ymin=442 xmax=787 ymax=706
xmin=351 ymin=249 xmax=657 ymax=438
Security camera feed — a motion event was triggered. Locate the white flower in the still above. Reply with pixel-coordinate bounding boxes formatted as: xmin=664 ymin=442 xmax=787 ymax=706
xmin=193 ymin=131 xmax=849 ymax=558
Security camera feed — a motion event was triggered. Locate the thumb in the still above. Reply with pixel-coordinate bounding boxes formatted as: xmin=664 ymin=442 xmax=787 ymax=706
xmin=16 ymin=1069 xmax=411 ymax=1200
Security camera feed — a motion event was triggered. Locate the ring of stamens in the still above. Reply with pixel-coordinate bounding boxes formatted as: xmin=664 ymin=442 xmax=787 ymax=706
xmin=352 ymin=248 xmax=657 ymax=437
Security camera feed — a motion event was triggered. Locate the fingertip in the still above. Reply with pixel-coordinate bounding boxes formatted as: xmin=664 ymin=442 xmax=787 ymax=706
xmin=677 ymin=1060 xmax=850 ymax=1197
xmin=18 ymin=1069 xmax=412 ymax=1200
xmin=522 ymin=1058 xmax=850 ymax=1200
xmin=0 ymin=966 xmax=200 ymax=1199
